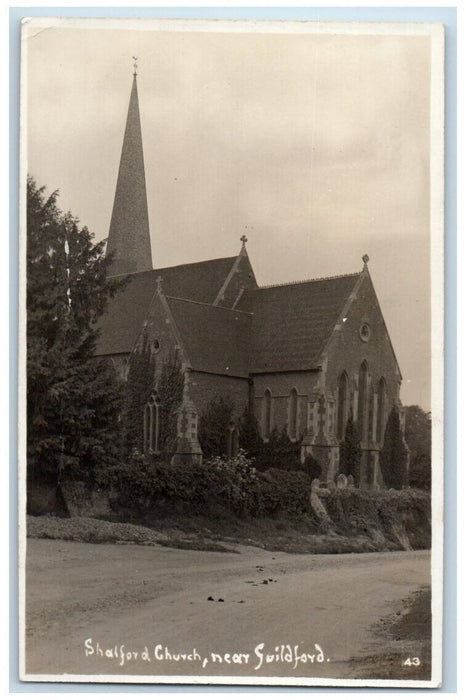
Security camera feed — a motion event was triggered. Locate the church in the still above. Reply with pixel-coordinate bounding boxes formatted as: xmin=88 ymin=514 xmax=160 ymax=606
xmin=96 ymin=70 xmax=406 ymax=489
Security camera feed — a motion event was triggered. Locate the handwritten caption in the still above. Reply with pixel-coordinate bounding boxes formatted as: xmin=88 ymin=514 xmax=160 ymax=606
xmin=84 ymin=638 xmax=330 ymax=671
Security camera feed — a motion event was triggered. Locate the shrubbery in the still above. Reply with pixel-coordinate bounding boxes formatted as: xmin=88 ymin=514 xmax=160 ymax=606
xmin=99 ymin=450 xmax=312 ymax=518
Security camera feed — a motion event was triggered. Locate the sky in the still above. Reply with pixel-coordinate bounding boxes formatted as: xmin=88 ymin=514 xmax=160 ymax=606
xmin=24 ymin=19 xmax=434 ymax=409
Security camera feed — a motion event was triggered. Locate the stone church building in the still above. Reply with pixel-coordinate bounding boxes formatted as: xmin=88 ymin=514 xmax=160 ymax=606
xmin=96 ymin=71 xmax=406 ymax=488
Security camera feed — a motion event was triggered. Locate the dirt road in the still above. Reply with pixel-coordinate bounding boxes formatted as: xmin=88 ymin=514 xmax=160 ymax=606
xmin=24 ymin=539 xmax=430 ymax=681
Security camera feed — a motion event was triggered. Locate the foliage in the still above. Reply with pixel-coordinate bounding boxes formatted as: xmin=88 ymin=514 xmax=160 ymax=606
xmin=339 ymin=413 xmax=362 ymax=485
xmin=404 ymin=405 xmax=431 ymax=491
xmin=123 ymin=330 xmax=156 ymax=454
xmin=380 ymin=406 xmax=410 ymax=489
xmin=302 ymin=453 xmax=322 ymax=481
xmin=27 ymin=176 xmax=126 ymax=485
xmin=100 ymin=449 xmax=312 ymax=518
xmin=156 ymin=350 xmax=185 ymax=456
xmin=198 ymin=395 xmax=234 ymax=458
xmin=238 ymin=405 xmax=264 ymax=457
xmin=253 ymin=427 xmax=301 ymax=472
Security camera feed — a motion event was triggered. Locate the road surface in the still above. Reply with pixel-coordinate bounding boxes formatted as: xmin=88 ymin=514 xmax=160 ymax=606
xmin=23 ymin=539 xmax=430 ymax=681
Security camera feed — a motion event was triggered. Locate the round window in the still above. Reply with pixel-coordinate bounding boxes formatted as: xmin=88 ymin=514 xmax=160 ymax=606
xmin=359 ymin=323 xmax=371 ymax=342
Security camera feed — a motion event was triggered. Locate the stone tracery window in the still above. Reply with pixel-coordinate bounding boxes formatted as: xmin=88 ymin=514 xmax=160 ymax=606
xmin=288 ymin=388 xmax=298 ymax=440
xmin=263 ymin=389 xmax=272 ymax=439
xmin=357 ymin=361 xmax=369 ymax=441
xmin=144 ymin=393 xmax=160 ymax=453
xmin=336 ymin=371 xmax=348 ymax=441
xmin=376 ymin=377 xmax=386 ymax=444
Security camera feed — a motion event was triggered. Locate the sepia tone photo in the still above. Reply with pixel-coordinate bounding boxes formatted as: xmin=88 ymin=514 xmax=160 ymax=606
xmin=19 ymin=17 xmax=444 ymax=686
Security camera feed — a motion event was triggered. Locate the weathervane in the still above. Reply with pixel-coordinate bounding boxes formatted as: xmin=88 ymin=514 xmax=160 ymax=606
xmin=132 ymin=56 xmax=138 ymax=76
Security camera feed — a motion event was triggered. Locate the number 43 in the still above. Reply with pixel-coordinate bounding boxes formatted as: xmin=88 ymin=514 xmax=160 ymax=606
xmin=403 ymin=657 xmax=421 ymax=666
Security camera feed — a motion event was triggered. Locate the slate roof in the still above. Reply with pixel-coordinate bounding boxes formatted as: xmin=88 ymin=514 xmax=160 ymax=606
xmin=166 ymin=297 xmax=252 ymax=377
xmin=95 ymin=257 xmax=237 ymax=355
xmin=236 ymin=273 xmax=360 ymax=372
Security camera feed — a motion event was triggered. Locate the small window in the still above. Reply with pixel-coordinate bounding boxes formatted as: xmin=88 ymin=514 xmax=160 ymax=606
xmin=359 ymin=323 xmax=371 ymax=342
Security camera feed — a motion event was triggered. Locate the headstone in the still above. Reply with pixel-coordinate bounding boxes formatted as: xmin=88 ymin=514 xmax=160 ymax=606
xmin=327 ymin=479 xmax=336 ymax=492
xmin=347 ymin=474 xmax=355 ymax=489
xmin=311 ymin=478 xmax=321 ymax=493
xmin=336 ymin=474 xmax=348 ymax=489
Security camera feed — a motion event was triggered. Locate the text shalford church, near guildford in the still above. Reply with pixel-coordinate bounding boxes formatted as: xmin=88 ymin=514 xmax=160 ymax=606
xmin=96 ymin=66 xmax=409 ymax=489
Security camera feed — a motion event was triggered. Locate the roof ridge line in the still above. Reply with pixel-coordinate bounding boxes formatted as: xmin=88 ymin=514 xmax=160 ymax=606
xmin=254 ymin=271 xmax=361 ymax=290
xmin=106 ymin=256 xmax=238 ymax=280
xmin=166 ymin=295 xmax=254 ymax=316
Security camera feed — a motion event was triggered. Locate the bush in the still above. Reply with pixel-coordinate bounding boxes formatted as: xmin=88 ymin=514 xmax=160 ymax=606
xmin=198 ymin=396 xmax=234 ymax=458
xmin=302 ymin=454 xmax=322 ymax=481
xmin=340 ymin=413 xmax=362 ymax=485
xmin=99 ymin=450 xmax=312 ymax=518
xmin=380 ymin=406 xmax=410 ymax=489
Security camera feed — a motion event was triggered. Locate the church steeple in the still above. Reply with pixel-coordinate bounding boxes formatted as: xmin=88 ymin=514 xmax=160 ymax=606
xmin=106 ymin=67 xmax=153 ymax=276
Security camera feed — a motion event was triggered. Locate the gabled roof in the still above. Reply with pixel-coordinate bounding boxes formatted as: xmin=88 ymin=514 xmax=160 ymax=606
xmin=166 ymin=297 xmax=252 ymax=378
xmin=95 ymin=257 xmax=237 ymax=355
xmin=236 ymin=272 xmax=360 ymax=373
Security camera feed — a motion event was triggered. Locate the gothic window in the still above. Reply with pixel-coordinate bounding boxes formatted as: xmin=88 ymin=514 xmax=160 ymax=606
xmin=288 ymin=388 xmax=298 ymax=440
xmin=376 ymin=377 xmax=386 ymax=444
xmin=144 ymin=393 xmax=160 ymax=453
xmin=336 ymin=371 xmax=348 ymax=440
xmin=263 ymin=389 xmax=272 ymax=439
xmin=357 ymin=361 xmax=368 ymax=441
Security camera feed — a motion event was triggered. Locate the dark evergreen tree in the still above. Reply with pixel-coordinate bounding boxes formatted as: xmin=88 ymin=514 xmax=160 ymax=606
xmin=238 ymin=405 xmax=264 ymax=458
xmin=340 ymin=413 xmax=362 ymax=485
xmin=256 ymin=427 xmax=301 ymax=472
xmin=302 ymin=453 xmax=322 ymax=481
xmin=27 ymin=177 xmax=126 ymax=485
xmin=404 ymin=405 xmax=431 ymax=491
xmin=198 ymin=396 xmax=234 ymax=457
xmin=380 ymin=406 xmax=410 ymax=489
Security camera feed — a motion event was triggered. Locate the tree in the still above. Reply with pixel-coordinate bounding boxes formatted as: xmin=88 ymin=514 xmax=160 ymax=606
xmin=27 ymin=177 xmax=126 ymax=485
xmin=404 ymin=405 xmax=431 ymax=490
xmin=198 ymin=396 xmax=234 ymax=458
xmin=302 ymin=453 xmax=322 ymax=481
xmin=380 ymin=405 xmax=410 ymax=489
xmin=340 ymin=413 xmax=362 ymax=485
xmin=238 ymin=405 xmax=264 ymax=457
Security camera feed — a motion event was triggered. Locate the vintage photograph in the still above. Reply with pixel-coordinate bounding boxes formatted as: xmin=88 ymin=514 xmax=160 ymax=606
xmin=19 ymin=17 xmax=443 ymax=686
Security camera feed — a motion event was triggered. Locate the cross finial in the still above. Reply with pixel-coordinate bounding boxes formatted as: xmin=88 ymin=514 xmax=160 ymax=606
xmin=240 ymin=234 xmax=248 ymax=246
xmin=132 ymin=56 xmax=138 ymax=76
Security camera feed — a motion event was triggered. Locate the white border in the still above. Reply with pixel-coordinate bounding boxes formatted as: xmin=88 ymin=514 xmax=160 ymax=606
xmin=18 ymin=16 xmax=445 ymax=689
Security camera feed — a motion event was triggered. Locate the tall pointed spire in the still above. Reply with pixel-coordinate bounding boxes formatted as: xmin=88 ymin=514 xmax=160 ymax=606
xmin=106 ymin=67 xmax=152 ymax=276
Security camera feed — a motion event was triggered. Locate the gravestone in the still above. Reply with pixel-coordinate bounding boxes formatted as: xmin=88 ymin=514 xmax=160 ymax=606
xmin=311 ymin=478 xmax=321 ymax=493
xmin=347 ymin=474 xmax=355 ymax=489
xmin=327 ymin=479 xmax=336 ymax=492
xmin=336 ymin=474 xmax=348 ymax=489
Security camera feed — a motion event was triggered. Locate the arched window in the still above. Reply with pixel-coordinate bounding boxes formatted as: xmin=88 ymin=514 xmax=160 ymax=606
xmin=263 ymin=389 xmax=272 ymax=439
xmin=336 ymin=371 xmax=348 ymax=440
xmin=288 ymin=388 xmax=298 ymax=440
xmin=357 ymin=362 xmax=368 ymax=441
xmin=376 ymin=377 xmax=386 ymax=444
xmin=144 ymin=393 xmax=160 ymax=453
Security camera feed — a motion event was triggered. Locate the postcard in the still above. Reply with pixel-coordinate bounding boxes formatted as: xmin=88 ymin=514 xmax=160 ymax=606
xmin=19 ymin=17 xmax=444 ymax=687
